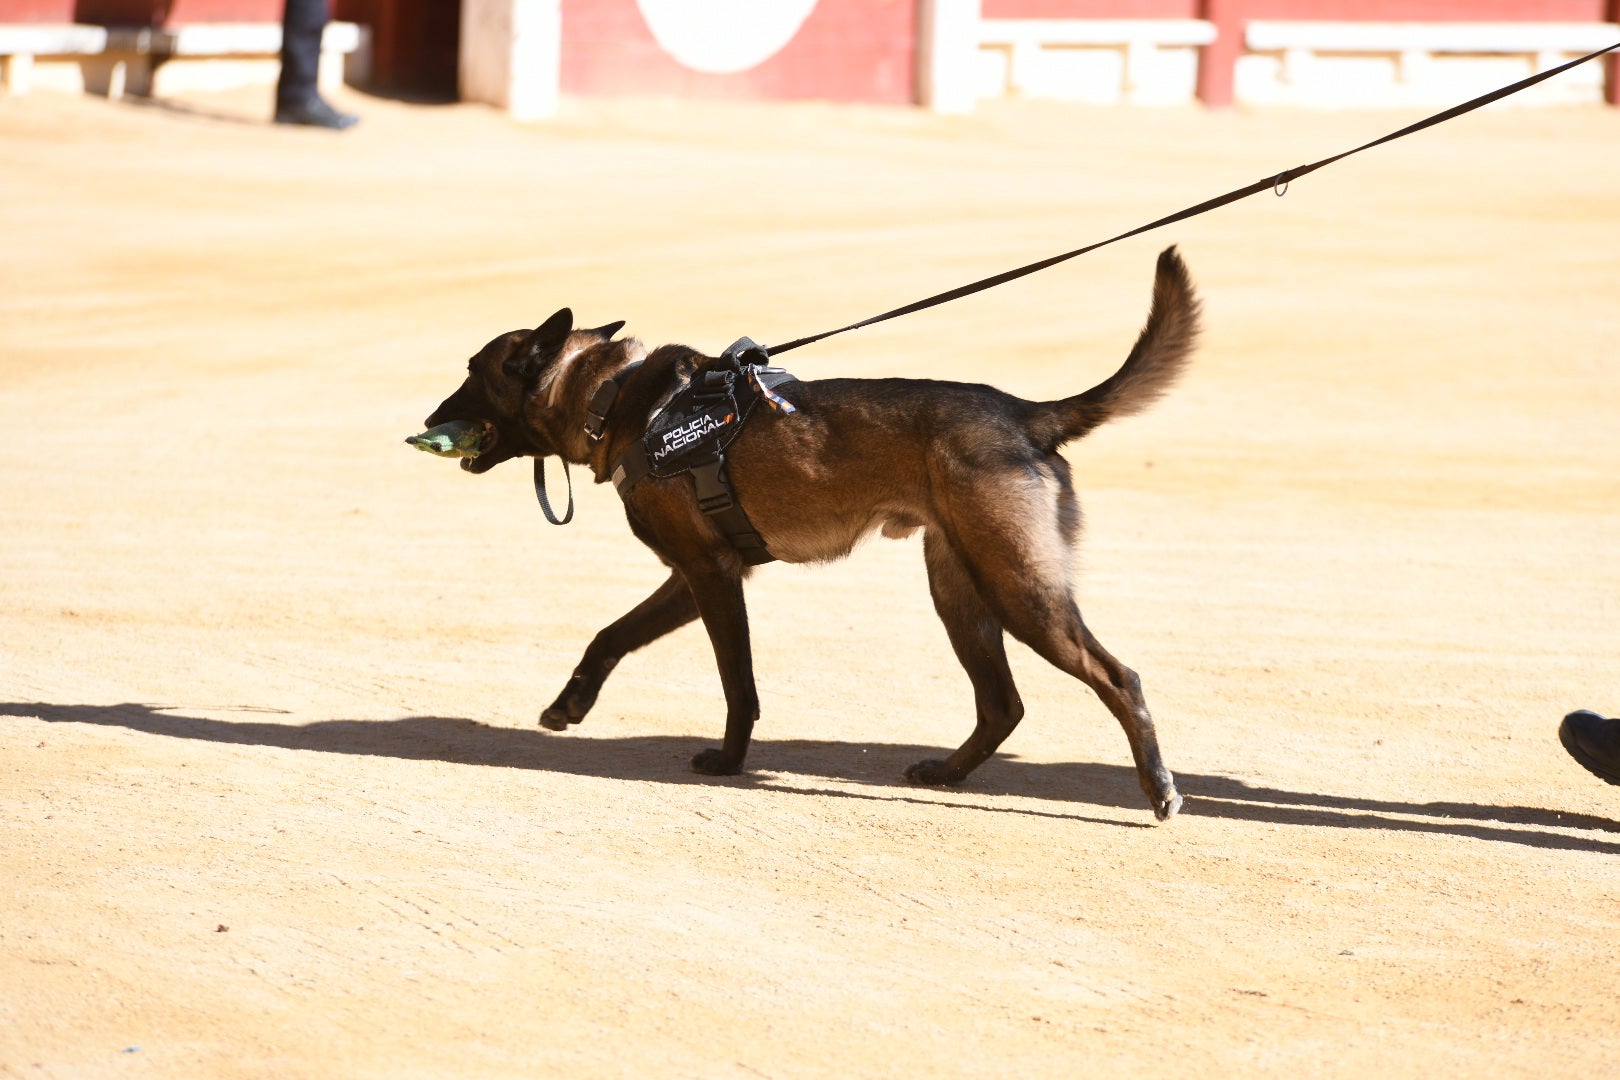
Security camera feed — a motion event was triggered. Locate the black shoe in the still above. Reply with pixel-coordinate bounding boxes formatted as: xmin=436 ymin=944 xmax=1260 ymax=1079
xmin=274 ymin=96 xmax=359 ymax=130
xmin=1559 ymin=710 xmax=1620 ymax=786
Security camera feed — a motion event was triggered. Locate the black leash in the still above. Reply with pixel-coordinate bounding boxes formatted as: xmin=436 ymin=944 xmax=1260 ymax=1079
xmin=767 ymin=40 xmax=1620 ymax=357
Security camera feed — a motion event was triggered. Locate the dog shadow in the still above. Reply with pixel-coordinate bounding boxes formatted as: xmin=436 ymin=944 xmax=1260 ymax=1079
xmin=6 ymin=701 xmax=1618 ymax=854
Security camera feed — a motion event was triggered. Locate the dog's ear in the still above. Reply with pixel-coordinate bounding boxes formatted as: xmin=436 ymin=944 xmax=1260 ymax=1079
xmin=587 ymin=320 xmax=626 ymax=340
xmin=503 ymin=308 xmax=573 ymax=383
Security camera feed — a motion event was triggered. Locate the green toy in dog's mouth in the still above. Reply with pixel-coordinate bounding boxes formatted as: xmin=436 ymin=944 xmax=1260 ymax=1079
xmin=405 ymin=420 xmax=492 ymax=459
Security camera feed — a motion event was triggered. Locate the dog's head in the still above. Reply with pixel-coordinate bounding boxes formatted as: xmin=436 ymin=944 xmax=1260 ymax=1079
xmin=424 ymin=308 xmax=627 ymax=474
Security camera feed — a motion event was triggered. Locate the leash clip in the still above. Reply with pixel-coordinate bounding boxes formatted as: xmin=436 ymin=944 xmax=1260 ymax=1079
xmin=722 ymin=335 xmax=798 ymax=414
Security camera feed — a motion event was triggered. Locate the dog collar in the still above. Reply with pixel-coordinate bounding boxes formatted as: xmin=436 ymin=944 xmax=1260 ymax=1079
xmin=583 ymin=360 xmax=644 ymax=442
xmin=531 ymin=359 xmax=647 ymax=528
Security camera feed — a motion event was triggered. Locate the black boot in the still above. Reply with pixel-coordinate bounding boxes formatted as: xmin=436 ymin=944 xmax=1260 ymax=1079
xmin=275 ymin=94 xmax=358 ymax=129
xmin=275 ymin=95 xmax=359 ymax=129
xmin=1559 ymin=710 xmax=1620 ymax=786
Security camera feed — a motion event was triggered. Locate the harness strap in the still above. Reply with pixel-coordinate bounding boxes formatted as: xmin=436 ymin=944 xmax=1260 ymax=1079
xmin=533 ymin=456 xmax=574 ymax=525
xmin=688 ymin=456 xmax=774 ymax=566
xmin=602 ymin=355 xmax=797 ymax=566
xmin=609 ymin=367 xmax=796 ymax=494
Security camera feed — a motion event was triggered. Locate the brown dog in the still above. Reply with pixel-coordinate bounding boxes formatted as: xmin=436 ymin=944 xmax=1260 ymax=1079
xmin=423 ymin=246 xmax=1200 ymax=820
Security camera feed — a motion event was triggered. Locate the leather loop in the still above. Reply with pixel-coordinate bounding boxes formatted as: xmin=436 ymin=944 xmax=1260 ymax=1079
xmin=534 ymin=456 xmax=574 ymax=526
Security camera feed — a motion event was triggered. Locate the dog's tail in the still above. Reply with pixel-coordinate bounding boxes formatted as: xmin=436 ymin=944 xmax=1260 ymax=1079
xmin=1029 ymin=246 xmax=1201 ymax=452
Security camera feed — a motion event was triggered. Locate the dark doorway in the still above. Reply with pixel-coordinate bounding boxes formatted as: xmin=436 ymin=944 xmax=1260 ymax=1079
xmin=335 ymin=0 xmax=459 ymax=100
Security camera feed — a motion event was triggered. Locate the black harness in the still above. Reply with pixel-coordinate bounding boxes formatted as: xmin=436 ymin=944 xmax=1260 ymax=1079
xmin=565 ymin=337 xmax=797 ymax=566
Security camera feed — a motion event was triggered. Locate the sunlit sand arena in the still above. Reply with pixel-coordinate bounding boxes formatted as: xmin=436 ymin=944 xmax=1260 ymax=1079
xmin=3 ymin=84 xmax=1619 ymax=1075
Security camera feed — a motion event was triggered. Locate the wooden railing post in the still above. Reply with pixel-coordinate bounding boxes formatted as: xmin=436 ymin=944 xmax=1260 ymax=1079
xmin=1196 ymin=0 xmax=1242 ymax=107
xmin=1607 ymin=0 xmax=1620 ymax=106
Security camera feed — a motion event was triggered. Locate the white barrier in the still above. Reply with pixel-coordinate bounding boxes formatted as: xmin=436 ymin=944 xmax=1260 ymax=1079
xmin=0 ymin=25 xmax=107 ymax=95
xmin=976 ymin=18 xmax=1216 ymax=106
xmin=460 ymin=0 xmax=560 ymax=121
xmin=1238 ymin=21 xmax=1620 ymax=108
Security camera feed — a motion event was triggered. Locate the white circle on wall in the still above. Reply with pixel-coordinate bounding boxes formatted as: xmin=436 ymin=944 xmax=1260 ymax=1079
xmin=636 ymin=0 xmax=820 ymax=75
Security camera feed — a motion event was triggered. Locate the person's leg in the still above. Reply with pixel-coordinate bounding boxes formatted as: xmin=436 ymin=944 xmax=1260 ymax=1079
xmin=1559 ymin=710 xmax=1620 ymax=785
xmin=277 ymin=0 xmax=325 ymax=108
xmin=275 ymin=0 xmax=358 ymax=128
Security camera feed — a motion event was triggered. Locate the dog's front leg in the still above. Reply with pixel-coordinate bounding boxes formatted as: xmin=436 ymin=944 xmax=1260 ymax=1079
xmin=540 ymin=570 xmax=699 ymax=731
xmin=680 ymin=556 xmax=759 ymax=776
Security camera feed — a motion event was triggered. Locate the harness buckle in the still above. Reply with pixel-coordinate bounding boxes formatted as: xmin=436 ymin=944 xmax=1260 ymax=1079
xmin=689 ymin=457 xmax=734 ymax=515
xmin=691 ymin=369 xmax=731 ymax=402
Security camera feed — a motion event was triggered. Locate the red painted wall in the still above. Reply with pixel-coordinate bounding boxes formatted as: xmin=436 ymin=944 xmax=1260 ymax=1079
xmin=1610 ymin=0 xmax=1620 ymax=105
xmin=988 ymin=0 xmax=1603 ymax=14
xmin=0 ymin=0 xmax=75 ymax=20
xmin=561 ymin=0 xmax=918 ymax=104
xmin=984 ymin=1 xmax=1196 ymax=15
xmin=163 ymin=0 xmax=279 ymax=19
xmin=1236 ymin=0 xmax=1604 ymax=15
xmin=66 ymin=0 xmax=280 ymax=26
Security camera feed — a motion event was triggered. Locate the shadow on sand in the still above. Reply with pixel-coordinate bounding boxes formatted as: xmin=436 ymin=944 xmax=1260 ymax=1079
xmin=6 ymin=701 xmax=1617 ymax=854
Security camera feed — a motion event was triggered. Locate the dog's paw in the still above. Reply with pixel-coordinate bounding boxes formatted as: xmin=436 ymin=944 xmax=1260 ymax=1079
xmin=903 ymin=759 xmax=958 ymax=786
xmin=538 ymin=679 xmax=598 ymax=731
xmin=1152 ymin=788 xmax=1183 ymax=823
xmin=538 ymin=706 xmax=574 ymax=732
xmin=690 ymin=748 xmax=743 ymax=776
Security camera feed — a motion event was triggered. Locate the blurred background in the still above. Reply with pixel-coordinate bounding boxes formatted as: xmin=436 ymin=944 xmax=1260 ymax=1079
xmin=2 ymin=0 xmax=1618 ymax=113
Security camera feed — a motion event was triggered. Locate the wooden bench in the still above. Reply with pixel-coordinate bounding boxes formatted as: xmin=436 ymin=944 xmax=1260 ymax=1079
xmin=0 ymin=25 xmax=108 ymax=95
xmin=1 ymin=21 xmax=367 ymax=99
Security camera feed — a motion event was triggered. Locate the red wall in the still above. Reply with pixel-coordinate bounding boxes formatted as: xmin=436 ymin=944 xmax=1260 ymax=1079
xmin=65 ymin=0 xmax=280 ymax=26
xmin=987 ymin=0 xmax=1604 ymax=14
xmin=561 ymin=0 xmax=918 ymax=104
xmin=1238 ymin=0 xmax=1605 ymax=15
xmin=0 ymin=0 xmax=75 ymax=20
xmin=984 ymin=1 xmax=1196 ymax=15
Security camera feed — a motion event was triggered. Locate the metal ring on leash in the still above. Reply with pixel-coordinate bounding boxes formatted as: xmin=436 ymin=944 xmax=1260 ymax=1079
xmin=1273 ymin=172 xmax=1290 ymax=197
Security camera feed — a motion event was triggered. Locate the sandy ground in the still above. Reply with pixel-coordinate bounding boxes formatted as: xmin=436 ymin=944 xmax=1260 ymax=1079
xmin=2 ymin=84 xmax=1619 ymax=1078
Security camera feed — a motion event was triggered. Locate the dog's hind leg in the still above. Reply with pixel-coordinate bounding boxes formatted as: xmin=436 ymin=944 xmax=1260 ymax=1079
xmin=1046 ymin=614 xmax=1180 ymax=821
xmin=992 ymin=586 xmax=1181 ymax=822
xmin=540 ymin=570 xmax=698 ymax=731
xmin=905 ymin=530 xmax=1025 ymax=786
xmin=936 ymin=468 xmax=1181 ymax=821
